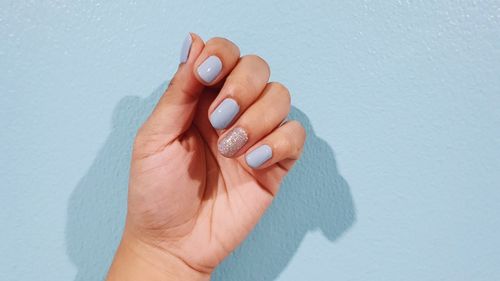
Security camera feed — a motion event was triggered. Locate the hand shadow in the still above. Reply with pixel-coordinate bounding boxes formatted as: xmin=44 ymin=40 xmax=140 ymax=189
xmin=65 ymin=82 xmax=356 ymax=281
xmin=212 ymin=106 xmax=356 ymax=280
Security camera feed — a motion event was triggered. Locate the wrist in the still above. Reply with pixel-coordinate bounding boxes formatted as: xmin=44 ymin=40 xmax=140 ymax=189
xmin=107 ymin=229 xmax=211 ymax=281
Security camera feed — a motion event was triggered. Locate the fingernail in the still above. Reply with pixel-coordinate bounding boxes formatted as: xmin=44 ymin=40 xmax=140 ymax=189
xmin=179 ymin=34 xmax=193 ymax=63
xmin=197 ymin=55 xmax=222 ymax=83
xmin=210 ymin=98 xmax=239 ymax=129
xmin=218 ymin=127 xmax=248 ymax=157
xmin=245 ymin=145 xmax=273 ymax=169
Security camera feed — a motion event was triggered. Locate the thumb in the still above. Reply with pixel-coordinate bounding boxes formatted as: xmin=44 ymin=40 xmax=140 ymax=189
xmin=139 ymin=33 xmax=205 ymax=144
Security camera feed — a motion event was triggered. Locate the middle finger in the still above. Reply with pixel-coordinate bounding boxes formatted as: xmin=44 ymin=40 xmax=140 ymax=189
xmin=208 ymin=55 xmax=270 ymax=130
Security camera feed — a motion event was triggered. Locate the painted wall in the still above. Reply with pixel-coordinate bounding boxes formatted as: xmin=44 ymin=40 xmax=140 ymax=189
xmin=1 ymin=1 xmax=499 ymax=280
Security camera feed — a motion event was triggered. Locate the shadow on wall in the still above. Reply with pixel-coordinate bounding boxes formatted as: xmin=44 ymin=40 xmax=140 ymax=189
xmin=65 ymin=82 xmax=356 ymax=281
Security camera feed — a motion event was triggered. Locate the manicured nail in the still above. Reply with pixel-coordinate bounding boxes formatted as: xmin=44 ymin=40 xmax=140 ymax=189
xmin=210 ymin=98 xmax=239 ymax=129
xmin=197 ymin=55 xmax=222 ymax=83
xmin=179 ymin=34 xmax=193 ymax=63
xmin=245 ymin=145 xmax=273 ymax=169
xmin=218 ymin=127 xmax=248 ymax=157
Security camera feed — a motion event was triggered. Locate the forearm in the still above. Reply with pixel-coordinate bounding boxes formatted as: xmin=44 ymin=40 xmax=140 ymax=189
xmin=106 ymin=231 xmax=210 ymax=281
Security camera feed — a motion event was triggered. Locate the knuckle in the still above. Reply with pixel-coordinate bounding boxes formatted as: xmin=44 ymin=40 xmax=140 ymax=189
xmin=224 ymin=79 xmax=248 ymax=98
xmin=292 ymin=121 xmax=306 ymax=138
xmin=243 ymin=54 xmax=270 ymax=73
xmin=280 ymin=134 xmax=302 ymax=158
xmin=268 ymin=82 xmax=291 ymax=105
xmin=209 ymin=36 xmax=231 ymax=44
xmin=288 ymin=120 xmax=306 ymax=149
xmin=280 ymin=137 xmax=300 ymax=158
xmin=206 ymin=37 xmax=227 ymax=45
xmin=206 ymin=37 xmax=239 ymax=53
xmin=290 ymin=120 xmax=305 ymax=134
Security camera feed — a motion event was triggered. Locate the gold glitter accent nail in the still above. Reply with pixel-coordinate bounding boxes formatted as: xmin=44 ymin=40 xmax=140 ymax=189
xmin=218 ymin=127 xmax=248 ymax=157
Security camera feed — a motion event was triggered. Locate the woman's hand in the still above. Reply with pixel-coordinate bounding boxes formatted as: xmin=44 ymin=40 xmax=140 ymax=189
xmin=107 ymin=33 xmax=306 ymax=281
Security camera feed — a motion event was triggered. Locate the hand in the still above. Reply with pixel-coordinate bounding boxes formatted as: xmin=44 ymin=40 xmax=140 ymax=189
xmin=107 ymin=33 xmax=306 ymax=280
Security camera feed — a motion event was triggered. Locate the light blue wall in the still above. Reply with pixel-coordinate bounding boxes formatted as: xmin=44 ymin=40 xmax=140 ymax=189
xmin=1 ymin=1 xmax=499 ymax=280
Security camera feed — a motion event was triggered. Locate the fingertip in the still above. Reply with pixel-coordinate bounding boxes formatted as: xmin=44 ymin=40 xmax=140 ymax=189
xmin=197 ymin=55 xmax=223 ymax=84
xmin=167 ymin=33 xmax=205 ymax=98
xmin=179 ymin=34 xmax=192 ymax=64
xmin=189 ymin=32 xmax=205 ymax=48
xmin=245 ymin=144 xmax=273 ymax=169
xmin=179 ymin=32 xmax=205 ymax=67
xmin=193 ymin=37 xmax=240 ymax=86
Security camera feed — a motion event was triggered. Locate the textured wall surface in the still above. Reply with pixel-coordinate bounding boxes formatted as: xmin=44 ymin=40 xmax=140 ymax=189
xmin=1 ymin=1 xmax=500 ymax=280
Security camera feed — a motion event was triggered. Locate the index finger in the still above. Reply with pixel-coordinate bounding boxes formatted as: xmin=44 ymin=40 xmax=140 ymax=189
xmin=193 ymin=37 xmax=240 ymax=85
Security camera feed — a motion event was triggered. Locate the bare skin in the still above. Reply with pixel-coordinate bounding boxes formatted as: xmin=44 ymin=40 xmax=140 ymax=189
xmin=106 ymin=33 xmax=306 ymax=281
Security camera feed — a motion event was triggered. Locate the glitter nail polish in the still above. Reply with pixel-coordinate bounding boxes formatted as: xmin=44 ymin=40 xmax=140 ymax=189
xmin=218 ymin=127 xmax=248 ymax=157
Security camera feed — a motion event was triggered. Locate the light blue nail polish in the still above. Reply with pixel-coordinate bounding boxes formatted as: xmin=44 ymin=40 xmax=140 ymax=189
xmin=210 ymin=98 xmax=239 ymax=129
xmin=197 ymin=55 xmax=222 ymax=83
xmin=246 ymin=145 xmax=273 ymax=169
xmin=179 ymin=34 xmax=192 ymax=63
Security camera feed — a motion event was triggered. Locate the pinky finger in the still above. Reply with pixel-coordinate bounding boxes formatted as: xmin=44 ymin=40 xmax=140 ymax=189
xmin=244 ymin=120 xmax=306 ymax=170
